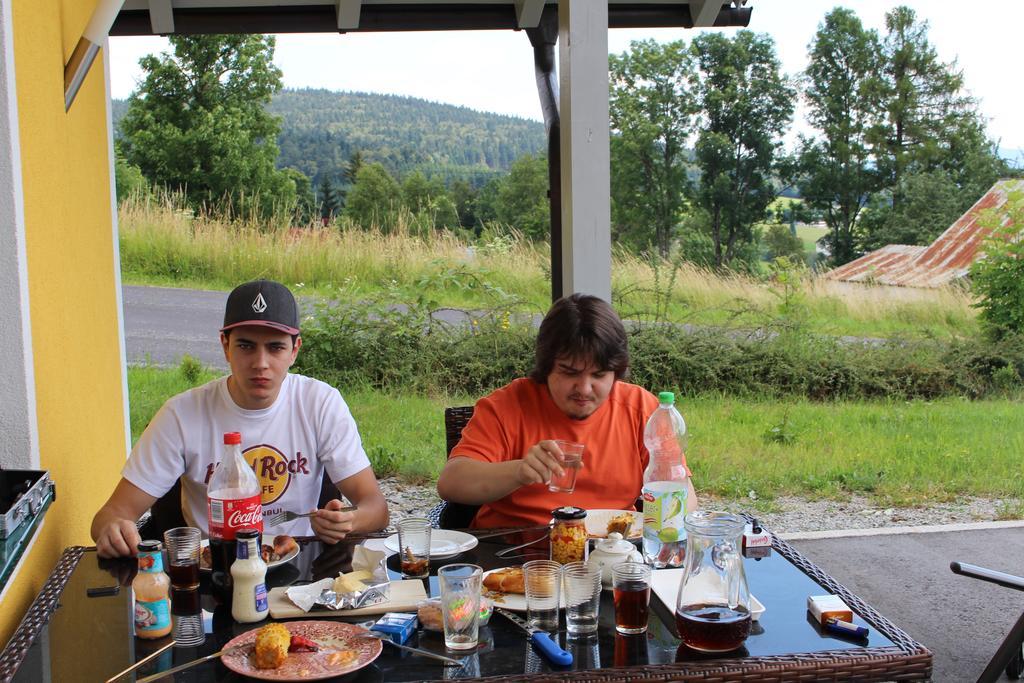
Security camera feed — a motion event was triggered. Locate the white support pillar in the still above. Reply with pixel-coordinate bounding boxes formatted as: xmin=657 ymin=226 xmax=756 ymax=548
xmin=557 ymin=0 xmax=611 ymax=302
xmin=0 ymin=0 xmax=39 ymax=469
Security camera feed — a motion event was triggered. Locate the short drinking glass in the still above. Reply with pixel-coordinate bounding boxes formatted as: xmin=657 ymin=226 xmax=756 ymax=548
xmin=438 ymin=564 xmax=483 ymax=650
xmin=562 ymin=561 xmax=601 ymax=635
xmin=612 ymin=562 xmax=651 ymax=635
xmin=163 ymin=527 xmax=201 ymax=590
xmin=523 ymin=559 xmax=561 ymax=630
xmin=397 ymin=517 xmax=431 ymax=578
xmin=547 ymin=441 xmax=584 ymax=493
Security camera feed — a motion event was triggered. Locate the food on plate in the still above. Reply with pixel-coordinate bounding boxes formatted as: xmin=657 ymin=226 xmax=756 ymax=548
xmin=254 ymin=623 xmax=291 ymax=669
xmin=200 ymin=545 xmax=212 ymax=570
xmin=327 ymin=650 xmax=359 ymax=667
xmin=288 ymin=635 xmax=319 ymax=653
xmin=483 ymin=566 xmax=525 ymax=594
xmin=333 ymin=570 xmax=372 ymax=594
xmin=418 ymin=600 xmax=444 ymax=631
xmin=606 ymin=512 xmax=635 ymax=536
xmin=273 ymin=534 xmax=299 ymax=558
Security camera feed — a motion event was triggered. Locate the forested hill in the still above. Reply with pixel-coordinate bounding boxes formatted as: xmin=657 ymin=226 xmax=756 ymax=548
xmin=112 ymin=89 xmax=547 ymax=188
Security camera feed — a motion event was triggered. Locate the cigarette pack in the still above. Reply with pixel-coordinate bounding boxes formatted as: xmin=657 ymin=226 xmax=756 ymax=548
xmin=371 ymin=612 xmax=418 ymax=644
xmin=807 ymin=594 xmax=853 ymax=625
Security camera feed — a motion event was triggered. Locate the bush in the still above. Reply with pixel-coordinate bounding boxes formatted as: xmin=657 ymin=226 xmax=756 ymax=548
xmin=293 ymin=293 xmax=1024 ymax=401
xmin=971 ymin=188 xmax=1024 ymax=340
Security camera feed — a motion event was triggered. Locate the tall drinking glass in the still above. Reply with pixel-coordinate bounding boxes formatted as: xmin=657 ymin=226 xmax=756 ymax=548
xmin=438 ymin=564 xmax=482 ymax=650
xmin=163 ymin=527 xmax=204 ymax=646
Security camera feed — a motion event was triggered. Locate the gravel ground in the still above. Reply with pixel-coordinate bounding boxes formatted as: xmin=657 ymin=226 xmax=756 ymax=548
xmin=378 ymin=477 xmax=1021 ymax=533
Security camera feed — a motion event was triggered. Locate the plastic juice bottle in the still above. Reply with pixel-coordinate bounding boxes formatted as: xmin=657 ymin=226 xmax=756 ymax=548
xmin=133 ymin=540 xmax=172 ymax=639
xmin=641 ymin=391 xmax=689 ymax=568
xmin=207 ymin=431 xmax=263 ymax=606
xmin=231 ymin=529 xmax=269 ymax=623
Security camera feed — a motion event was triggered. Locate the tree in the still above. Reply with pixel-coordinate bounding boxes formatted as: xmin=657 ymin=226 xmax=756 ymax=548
xmin=344 ymin=162 xmax=401 ymax=230
xmin=494 ymin=153 xmax=550 ymax=240
xmin=609 ymin=40 xmax=696 ymax=256
xmin=448 ymin=179 xmax=478 ymax=229
xmin=868 ymin=7 xmax=982 ymax=209
xmin=118 ymin=35 xmax=299 ymax=217
xmin=797 ymin=8 xmax=882 ymax=266
xmin=691 ymin=31 xmax=795 ymax=269
xmin=317 ymin=177 xmax=339 ymax=223
xmin=114 ymin=154 xmax=149 ymax=202
xmin=763 ymin=223 xmax=805 ymax=262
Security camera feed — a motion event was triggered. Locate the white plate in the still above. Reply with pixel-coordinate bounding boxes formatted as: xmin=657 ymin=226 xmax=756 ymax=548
xmin=481 ymin=567 xmax=567 ymax=612
xmin=383 ymin=529 xmax=478 ymax=559
xmin=198 ymin=537 xmax=300 ymax=572
xmin=585 ymin=509 xmax=643 ymax=539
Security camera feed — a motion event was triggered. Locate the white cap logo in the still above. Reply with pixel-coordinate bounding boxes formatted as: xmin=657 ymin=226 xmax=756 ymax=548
xmin=251 ymin=293 xmax=268 ymax=313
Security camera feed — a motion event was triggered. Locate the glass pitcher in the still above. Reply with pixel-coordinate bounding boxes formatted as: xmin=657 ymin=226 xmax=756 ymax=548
xmin=674 ymin=511 xmax=752 ymax=653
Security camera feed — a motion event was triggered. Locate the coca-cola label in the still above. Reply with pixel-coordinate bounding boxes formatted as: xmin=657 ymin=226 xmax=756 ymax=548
xmin=208 ymin=494 xmax=263 ymax=540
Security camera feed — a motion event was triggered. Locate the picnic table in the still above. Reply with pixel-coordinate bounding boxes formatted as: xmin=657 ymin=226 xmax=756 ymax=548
xmin=0 ymin=523 xmax=931 ymax=681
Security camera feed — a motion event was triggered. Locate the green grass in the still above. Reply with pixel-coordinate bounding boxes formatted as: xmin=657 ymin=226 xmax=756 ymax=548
xmin=119 ymin=198 xmax=980 ymax=341
xmin=129 ymin=364 xmax=1024 ymax=506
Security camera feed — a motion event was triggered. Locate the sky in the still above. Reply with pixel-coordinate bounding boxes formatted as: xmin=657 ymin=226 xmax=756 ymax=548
xmin=107 ymin=1 xmax=1024 ymax=155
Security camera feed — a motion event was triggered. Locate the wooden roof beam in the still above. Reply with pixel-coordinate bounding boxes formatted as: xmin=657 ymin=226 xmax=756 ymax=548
xmin=336 ymin=0 xmax=362 ymax=30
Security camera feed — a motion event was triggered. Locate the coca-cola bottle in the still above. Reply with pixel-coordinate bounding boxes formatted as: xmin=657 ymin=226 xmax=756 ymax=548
xmin=207 ymin=432 xmax=262 ymax=605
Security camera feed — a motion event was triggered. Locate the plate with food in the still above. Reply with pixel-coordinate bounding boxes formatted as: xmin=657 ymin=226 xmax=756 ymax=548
xmin=383 ymin=529 xmax=478 ymax=559
xmin=199 ymin=534 xmax=299 ymax=572
xmin=584 ymin=510 xmax=643 ymax=540
xmin=221 ymin=621 xmax=382 ymax=681
xmin=481 ymin=566 xmax=566 ymax=612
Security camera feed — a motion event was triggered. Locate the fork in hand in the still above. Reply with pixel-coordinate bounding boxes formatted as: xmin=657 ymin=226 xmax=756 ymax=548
xmin=267 ymin=505 xmax=357 ymax=527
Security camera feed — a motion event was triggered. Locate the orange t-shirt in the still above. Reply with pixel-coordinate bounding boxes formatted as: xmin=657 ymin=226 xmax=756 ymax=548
xmin=452 ymin=378 xmax=673 ymax=528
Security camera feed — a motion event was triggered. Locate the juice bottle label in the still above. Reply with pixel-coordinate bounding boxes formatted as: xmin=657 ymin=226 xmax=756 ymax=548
xmin=642 ymin=483 xmax=688 ymax=542
xmin=208 ymin=494 xmax=263 ymax=540
xmin=134 ymin=598 xmax=171 ymax=633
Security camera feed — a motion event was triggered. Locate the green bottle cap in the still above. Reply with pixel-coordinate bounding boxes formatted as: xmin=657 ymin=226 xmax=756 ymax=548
xmin=658 ymin=391 xmax=675 ymax=404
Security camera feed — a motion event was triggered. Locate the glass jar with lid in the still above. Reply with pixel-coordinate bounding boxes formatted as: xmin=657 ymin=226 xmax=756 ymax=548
xmin=550 ymin=506 xmax=588 ymax=564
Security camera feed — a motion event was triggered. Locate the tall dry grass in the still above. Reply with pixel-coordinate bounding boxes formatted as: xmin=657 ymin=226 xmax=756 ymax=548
xmin=119 ymin=195 xmax=978 ymax=338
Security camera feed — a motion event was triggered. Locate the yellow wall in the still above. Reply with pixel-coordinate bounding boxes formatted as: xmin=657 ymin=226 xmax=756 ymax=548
xmin=0 ymin=0 xmax=128 ymax=646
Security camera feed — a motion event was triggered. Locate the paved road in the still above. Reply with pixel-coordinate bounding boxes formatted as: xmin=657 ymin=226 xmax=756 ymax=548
xmin=122 ymin=284 xmax=480 ymax=370
xmin=789 ymin=523 xmax=1024 ymax=682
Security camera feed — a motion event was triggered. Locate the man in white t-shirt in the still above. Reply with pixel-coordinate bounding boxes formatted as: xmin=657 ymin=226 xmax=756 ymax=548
xmin=91 ymin=279 xmax=389 ymax=558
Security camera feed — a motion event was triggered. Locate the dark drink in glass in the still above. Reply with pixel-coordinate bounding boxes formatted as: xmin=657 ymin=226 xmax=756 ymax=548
xmin=675 ymin=604 xmax=751 ymax=652
xmin=170 ymin=586 xmax=202 ymax=616
xmin=167 ymin=560 xmax=200 ymax=590
xmin=613 ymin=581 xmax=650 ymax=634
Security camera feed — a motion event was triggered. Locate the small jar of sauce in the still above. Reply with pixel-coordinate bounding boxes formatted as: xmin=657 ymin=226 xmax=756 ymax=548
xmin=550 ymin=506 xmax=588 ymax=564
xmin=133 ymin=540 xmax=172 ymax=639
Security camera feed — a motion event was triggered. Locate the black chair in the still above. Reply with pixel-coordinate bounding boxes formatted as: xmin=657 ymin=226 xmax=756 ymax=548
xmin=138 ymin=470 xmax=344 ymax=541
xmin=951 ymin=561 xmax=1024 ymax=681
xmin=427 ymin=406 xmax=479 ymax=529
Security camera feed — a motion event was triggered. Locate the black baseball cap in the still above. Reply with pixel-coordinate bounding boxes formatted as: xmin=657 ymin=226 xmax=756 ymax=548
xmin=221 ymin=279 xmax=300 ymax=335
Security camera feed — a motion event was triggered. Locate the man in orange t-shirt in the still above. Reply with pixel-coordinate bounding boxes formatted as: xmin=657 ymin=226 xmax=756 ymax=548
xmin=436 ymin=294 xmax=697 ymax=528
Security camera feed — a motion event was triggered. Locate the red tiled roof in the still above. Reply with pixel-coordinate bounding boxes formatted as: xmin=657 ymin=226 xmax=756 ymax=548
xmin=825 ymin=179 xmax=1023 ymax=288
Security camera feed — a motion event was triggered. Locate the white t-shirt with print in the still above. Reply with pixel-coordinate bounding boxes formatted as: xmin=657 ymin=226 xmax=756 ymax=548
xmin=123 ymin=373 xmax=371 ymax=537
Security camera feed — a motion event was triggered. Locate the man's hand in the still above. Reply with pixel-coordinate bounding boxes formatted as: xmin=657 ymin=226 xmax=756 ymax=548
xmin=516 ymin=440 xmax=569 ymax=488
xmin=95 ymin=519 xmax=142 ymax=559
xmin=310 ymin=499 xmax=358 ymax=544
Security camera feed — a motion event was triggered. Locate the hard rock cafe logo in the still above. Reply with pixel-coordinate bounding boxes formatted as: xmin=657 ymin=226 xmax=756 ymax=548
xmin=204 ymin=444 xmax=309 ymax=505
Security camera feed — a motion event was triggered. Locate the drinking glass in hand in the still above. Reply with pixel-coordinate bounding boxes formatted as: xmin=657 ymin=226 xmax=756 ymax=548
xmin=562 ymin=561 xmax=601 ymax=635
xmin=547 ymin=441 xmax=584 ymax=493
xmin=397 ymin=517 xmax=431 ymax=579
xmin=439 ymin=564 xmax=482 ymax=651
xmin=163 ymin=527 xmax=201 ymax=590
xmin=612 ymin=562 xmax=651 ymax=634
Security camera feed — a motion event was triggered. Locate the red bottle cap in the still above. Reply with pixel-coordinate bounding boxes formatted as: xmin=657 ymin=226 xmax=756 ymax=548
xmin=223 ymin=432 xmax=242 ymax=445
